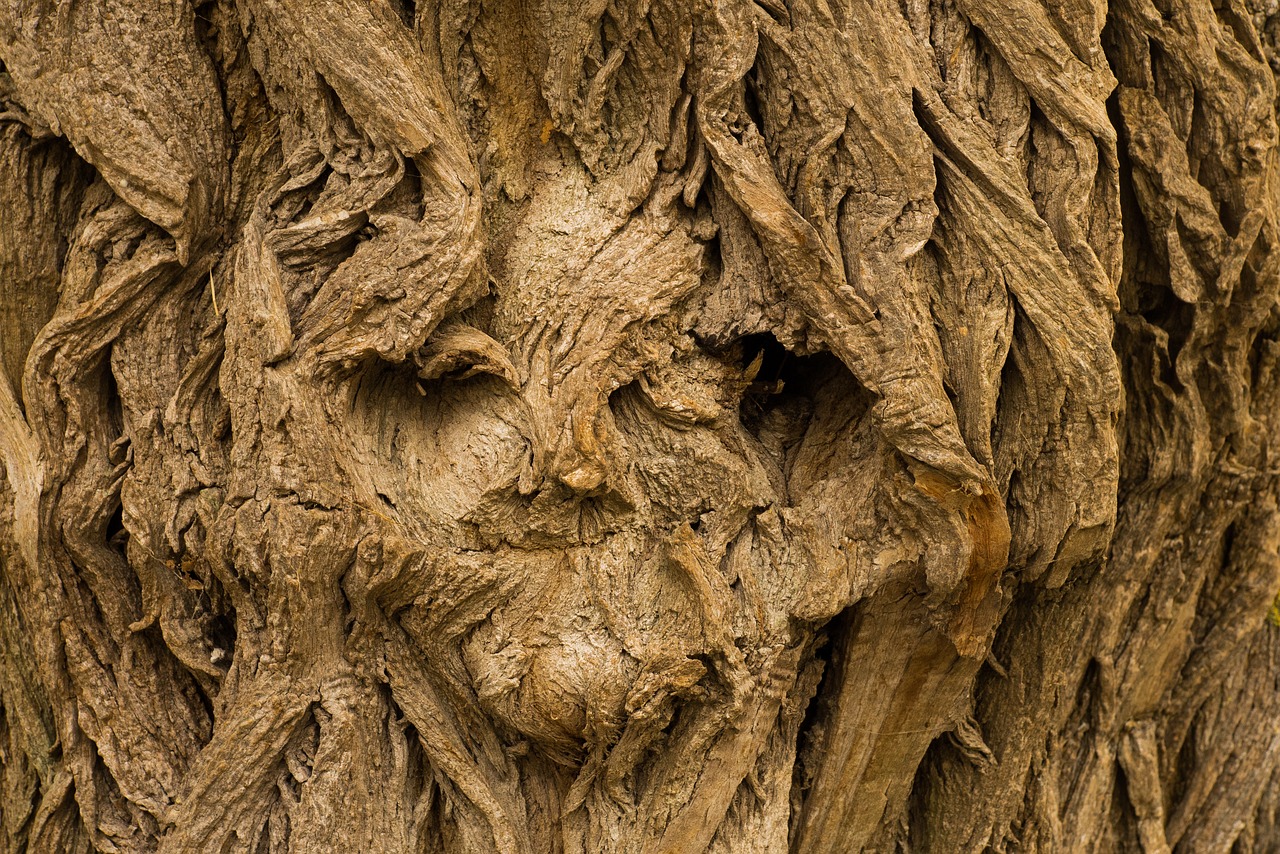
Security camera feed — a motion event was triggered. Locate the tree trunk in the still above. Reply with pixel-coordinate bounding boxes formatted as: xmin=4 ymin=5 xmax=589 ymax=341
xmin=2 ymin=0 xmax=1279 ymax=851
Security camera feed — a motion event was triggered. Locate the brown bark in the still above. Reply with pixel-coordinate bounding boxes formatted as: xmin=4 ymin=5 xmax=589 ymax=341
xmin=1 ymin=0 xmax=1279 ymax=851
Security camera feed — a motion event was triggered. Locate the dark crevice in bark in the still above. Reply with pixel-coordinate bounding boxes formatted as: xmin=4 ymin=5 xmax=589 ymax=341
xmin=790 ymin=614 xmax=845 ymax=807
xmin=389 ymin=0 xmax=417 ymax=30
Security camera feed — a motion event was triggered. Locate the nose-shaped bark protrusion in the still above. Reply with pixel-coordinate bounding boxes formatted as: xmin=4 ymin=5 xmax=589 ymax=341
xmin=552 ymin=409 xmax=612 ymax=494
xmin=518 ymin=390 xmax=618 ymax=498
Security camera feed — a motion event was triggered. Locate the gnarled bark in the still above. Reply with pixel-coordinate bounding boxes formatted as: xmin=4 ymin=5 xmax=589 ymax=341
xmin=1 ymin=0 xmax=1279 ymax=851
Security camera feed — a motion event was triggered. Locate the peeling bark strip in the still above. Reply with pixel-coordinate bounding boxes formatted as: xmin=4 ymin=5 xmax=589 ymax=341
xmin=1 ymin=0 xmax=1280 ymax=850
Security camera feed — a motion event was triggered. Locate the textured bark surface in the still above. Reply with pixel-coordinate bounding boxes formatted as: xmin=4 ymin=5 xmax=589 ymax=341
xmin=2 ymin=0 xmax=1280 ymax=851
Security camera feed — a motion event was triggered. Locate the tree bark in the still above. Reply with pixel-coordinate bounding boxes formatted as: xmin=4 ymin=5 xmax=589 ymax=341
xmin=2 ymin=0 xmax=1279 ymax=851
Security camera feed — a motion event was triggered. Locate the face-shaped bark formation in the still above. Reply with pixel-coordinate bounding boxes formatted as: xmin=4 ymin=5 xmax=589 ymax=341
xmin=1 ymin=0 xmax=1279 ymax=852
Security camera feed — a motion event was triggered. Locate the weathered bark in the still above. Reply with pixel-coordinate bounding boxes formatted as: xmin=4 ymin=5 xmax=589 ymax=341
xmin=1 ymin=0 xmax=1279 ymax=851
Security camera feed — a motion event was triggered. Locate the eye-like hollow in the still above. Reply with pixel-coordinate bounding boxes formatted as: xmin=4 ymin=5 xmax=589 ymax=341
xmin=727 ymin=332 xmax=872 ymax=477
xmin=735 ymin=332 xmax=794 ymax=405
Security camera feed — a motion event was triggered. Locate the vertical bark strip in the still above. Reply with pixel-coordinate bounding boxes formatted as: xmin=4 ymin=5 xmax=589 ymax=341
xmin=1 ymin=0 xmax=1279 ymax=851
